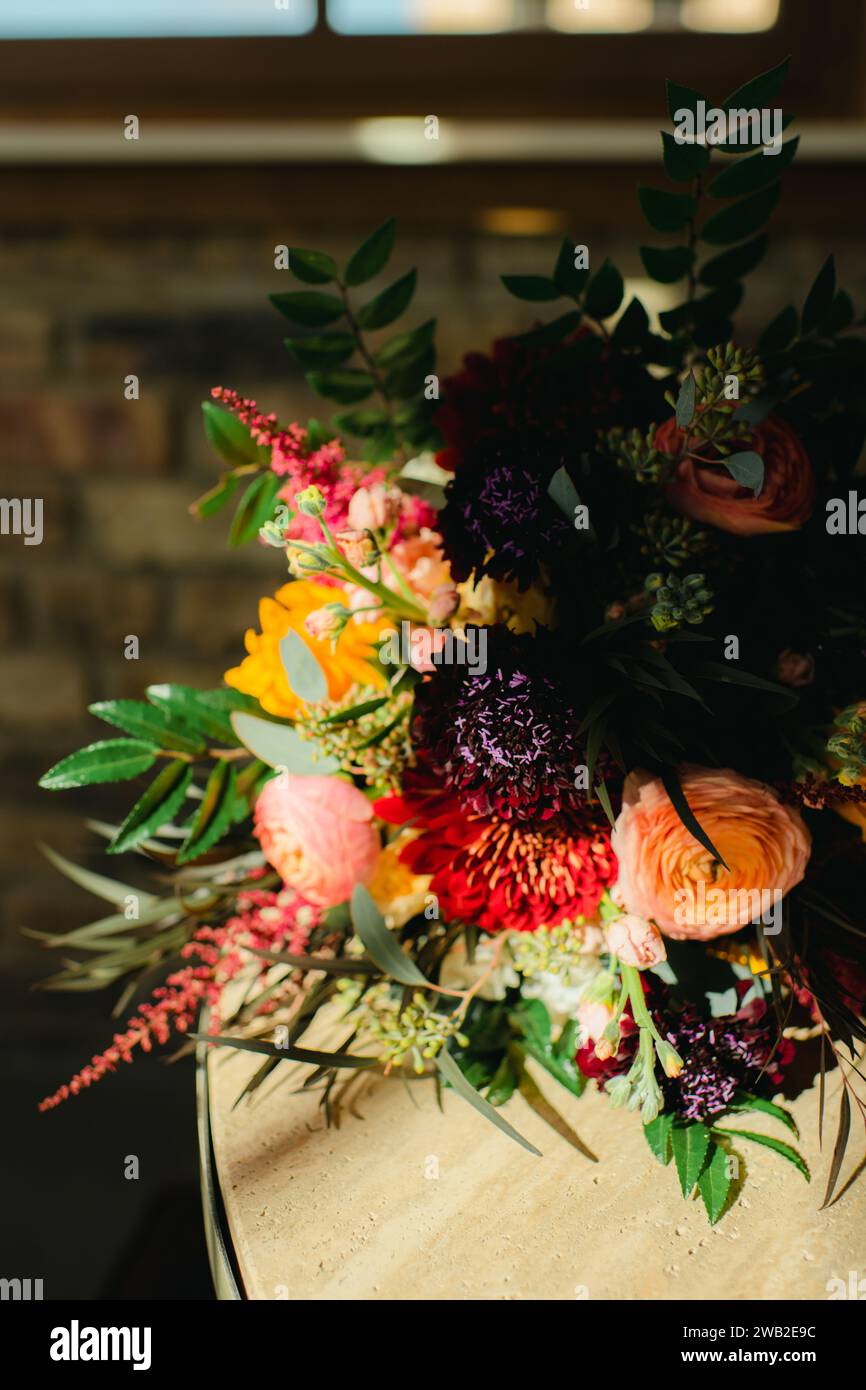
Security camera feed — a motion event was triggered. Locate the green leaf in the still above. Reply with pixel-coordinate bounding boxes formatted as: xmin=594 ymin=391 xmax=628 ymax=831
xmin=672 ymin=1120 xmax=711 ymax=1197
xmin=660 ymin=766 xmax=727 ymax=869
xmin=547 ymin=465 xmax=580 ymax=520
xmin=512 ymin=310 xmax=581 ymax=348
xmin=332 ymin=407 xmax=390 ymax=438
xmin=305 ymin=368 xmax=376 ymax=404
xmin=758 ymin=304 xmax=798 ymax=355
xmin=283 ymin=333 xmax=356 ymax=369
xmin=145 ymin=685 xmax=237 ymax=744
xmin=731 ymin=1093 xmax=798 ymax=1138
xmin=613 ymin=296 xmax=649 ymax=347
xmin=228 ymin=471 xmax=281 ymax=548
xmin=553 ymin=237 xmax=590 ymax=297
xmin=822 ymin=289 xmax=854 ymax=335
xmin=194 ymin=1032 xmax=377 ymax=1069
xmin=39 ymin=738 xmax=159 ymax=790
xmin=675 ymin=372 xmax=696 ymax=429
xmin=269 ymin=290 xmax=344 ymax=326
xmin=666 ymin=79 xmax=707 ymax=125
xmin=661 ymin=129 xmax=709 ymax=183
xmin=201 ymin=402 xmax=266 ymax=468
xmin=384 ymin=344 xmax=435 ymax=399
xmin=88 ymin=699 xmax=206 ymax=755
xmin=701 ymin=185 xmax=780 ymax=246
xmin=820 ymin=1089 xmax=850 ymax=1208
xmin=708 ymin=137 xmax=799 ymax=199
xmin=350 ymin=884 xmax=427 ymax=986
xmin=279 ymin=629 xmax=328 ymax=704
xmin=583 ymin=258 xmax=624 ymax=320
xmin=287 ymin=247 xmax=337 ymax=284
xmin=345 ymin=217 xmax=396 ymax=287
xmin=802 ymin=255 xmax=836 ymax=334
xmin=699 ymin=235 xmax=767 ymax=288
xmin=713 ymin=1126 xmax=810 ymax=1182
xmin=485 ymin=1054 xmax=519 ymax=1107
xmin=374 ymin=318 xmax=436 ymax=367
xmin=230 ymin=711 xmax=341 ymax=775
xmin=356 ymin=269 xmax=417 ymax=331
xmin=640 ymin=244 xmax=694 ymax=284
xmin=723 ymin=449 xmax=764 ymax=493
xmin=40 ymin=842 xmax=159 ymax=910
xmin=108 ymin=760 xmax=194 ymax=855
xmin=511 ymin=1003 xmax=586 ymax=1101
xmin=697 ymin=1141 xmax=731 ymax=1224
xmin=190 ymin=473 xmax=240 ymax=520
xmin=644 ymin=1111 xmax=675 ymax=1165
xmin=637 ymin=187 xmax=695 ymax=234
xmin=176 ymin=761 xmax=237 ymax=864
xmin=721 ymin=56 xmax=791 ymax=115
xmin=500 ymin=274 xmax=560 ymax=302
xmin=436 ymin=1047 xmax=542 ymax=1158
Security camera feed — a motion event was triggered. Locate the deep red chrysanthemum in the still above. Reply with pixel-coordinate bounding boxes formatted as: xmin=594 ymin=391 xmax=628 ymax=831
xmin=376 ymin=767 xmax=616 ymax=934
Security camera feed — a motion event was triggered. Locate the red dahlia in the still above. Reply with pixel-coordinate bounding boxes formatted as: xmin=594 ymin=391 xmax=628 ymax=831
xmin=375 ymin=768 xmax=616 ymax=934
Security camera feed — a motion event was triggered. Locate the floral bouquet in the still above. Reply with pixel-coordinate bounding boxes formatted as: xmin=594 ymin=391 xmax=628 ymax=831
xmin=36 ymin=59 xmax=866 ymax=1227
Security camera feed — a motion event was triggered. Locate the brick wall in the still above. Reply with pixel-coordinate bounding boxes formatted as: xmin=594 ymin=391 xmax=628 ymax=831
xmin=1 ymin=214 xmax=864 ymax=1021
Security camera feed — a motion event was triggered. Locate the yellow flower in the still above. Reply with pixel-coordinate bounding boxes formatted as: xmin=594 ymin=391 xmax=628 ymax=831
xmin=224 ymin=580 xmax=387 ymax=719
xmin=368 ymin=831 xmax=432 ymax=929
xmin=456 ymin=573 xmax=554 ymax=634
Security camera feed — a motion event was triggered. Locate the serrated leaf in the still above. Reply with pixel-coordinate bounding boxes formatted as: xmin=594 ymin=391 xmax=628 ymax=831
xmin=108 ymin=760 xmax=194 ymax=855
xmin=584 ymin=258 xmax=624 ymax=320
xmin=88 ymin=699 xmax=206 ymax=755
xmin=287 ymin=247 xmax=337 ymax=284
xmin=283 ymin=333 xmax=356 ymax=369
xmin=697 ymin=1141 xmax=731 ymax=1224
xmin=306 ymin=368 xmax=376 ymax=404
xmin=701 ymin=184 xmax=780 ymax=246
xmin=661 ymin=129 xmax=710 ymax=182
xmin=500 ymin=274 xmax=560 ymax=302
xmin=699 ymin=234 xmax=767 ymax=287
xmin=349 ymin=884 xmax=427 ymax=986
xmin=39 ymin=739 xmax=159 ymax=790
xmin=145 ymin=685 xmax=237 ymax=745
xmin=637 ymin=186 xmax=696 ymax=234
xmin=553 ymin=237 xmax=590 ymax=297
xmin=676 ymin=372 xmax=696 ymax=429
xmin=356 ymin=269 xmax=416 ymax=331
xmin=708 ymin=137 xmax=799 ymax=199
xmin=345 ymin=217 xmax=396 ymax=287
xmin=714 ymin=1126 xmax=810 ymax=1182
xmin=230 ymin=714 xmax=337 ymax=777
xmin=228 ymin=470 xmax=281 ymax=548
xmin=436 ymin=1047 xmax=542 ymax=1158
xmin=802 ymin=255 xmax=836 ymax=334
xmin=279 ymin=628 xmax=328 ymax=704
xmin=723 ymin=449 xmax=764 ymax=493
xmin=644 ymin=1111 xmax=675 ymax=1165
xmin=672 ymin=1121 xmax=711 ymax=1196
xmin=640 ymin=244 xmax=694 ymax=284
xmin=201 ymin=402 xmax=266 ymax=468
xmin=731 ymin=1093 xmax=798 ymax=1138
xmin=269 ymin=290 xmax=344 ymax=326
xmin=176 ymin=761 xmax=237 ymax=864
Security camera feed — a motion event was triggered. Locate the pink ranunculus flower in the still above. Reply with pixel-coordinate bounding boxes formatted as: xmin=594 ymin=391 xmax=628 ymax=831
xmin=254 ymin=774 xmax=380 ymax=909
xmin=611 ymin=765 xmax=811 ymax=941
xmin=606 ymin=913 xmax=667 ymax=969
xmin=657 ymin=413 xmax=815 ymax=536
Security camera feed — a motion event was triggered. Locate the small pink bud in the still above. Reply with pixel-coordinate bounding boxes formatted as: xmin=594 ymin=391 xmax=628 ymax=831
xmin=336 ymin=527 xmax=378 ymax=567
xmin=427 ymin=582 xmax=460 ymax=622
xmin=606 ymin=913 xmax=667 ymax=969
xmin=347 ymin=483 xmax=401 ymax=532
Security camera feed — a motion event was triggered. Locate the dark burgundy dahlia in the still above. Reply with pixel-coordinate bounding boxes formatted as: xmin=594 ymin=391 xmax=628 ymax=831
xmin=657 ymin=994 xmax=793 ymax=1123
xmin=412 ymin=625 xmax=589 ymax=823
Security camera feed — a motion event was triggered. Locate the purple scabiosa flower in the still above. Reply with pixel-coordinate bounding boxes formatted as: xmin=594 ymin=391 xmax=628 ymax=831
xmin=411 ymin=625 xmax=589 ymax=823
xmin=657 ymin=995 xmax=792 ymax=1123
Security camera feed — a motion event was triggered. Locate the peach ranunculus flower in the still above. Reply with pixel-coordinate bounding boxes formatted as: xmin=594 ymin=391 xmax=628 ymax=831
xmin=224 ymin=579 xmax=388 ymax=719
xmin=254 ymin=773 xmax=380 ymax=909
xmin=657 ymin=413 xmax=815 ymax=536
xmin=606 ymin=913 xmax=667 ymax=969
xmin=611 ymin=765 xmax=811 ymax=941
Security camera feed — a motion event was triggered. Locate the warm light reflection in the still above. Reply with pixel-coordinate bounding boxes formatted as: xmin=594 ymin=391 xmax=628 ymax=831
xmin=680 ymin=0 xmax=780 ymax=32
xmin=416 ymin=0 xmax=515 ymax=31
xmin=547 ymin=0 xmax=654 ymax=32
xmin=477 ymin=207 xmax=568 ymax=235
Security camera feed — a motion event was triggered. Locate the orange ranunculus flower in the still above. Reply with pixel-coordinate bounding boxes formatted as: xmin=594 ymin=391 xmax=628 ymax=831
xmin=657 ymin=413 xmax=815 ymax=536
xmin=224 ymin=580 xmax=387 ymax=719
xmin=611 ymin=765 xmax=811 ymax=941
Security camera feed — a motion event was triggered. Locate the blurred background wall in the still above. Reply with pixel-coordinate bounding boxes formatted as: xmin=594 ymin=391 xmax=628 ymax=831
xmin=1 ymin=0 xmax=865 ymax=1298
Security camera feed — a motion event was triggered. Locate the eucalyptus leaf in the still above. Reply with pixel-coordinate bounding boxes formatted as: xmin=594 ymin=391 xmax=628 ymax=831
xmin=230 ymin=712 xmax=341 ymax=776
xmin=279 ymin=629 xmax=328 ymax=704
xmin=436 ymin=1047 xmax=542 ymax=1158
xmin=723 ymin=449 xmax=764 ymax=493
xmin=675 ymin=373 xmax=696 ymax=429
xmin=350 ymin=884 xmax=427 ymax=986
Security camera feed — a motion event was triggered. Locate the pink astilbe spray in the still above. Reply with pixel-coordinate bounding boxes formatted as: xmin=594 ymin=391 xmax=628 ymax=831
xmin=38 ymin=887 xmax=318 ymax=1111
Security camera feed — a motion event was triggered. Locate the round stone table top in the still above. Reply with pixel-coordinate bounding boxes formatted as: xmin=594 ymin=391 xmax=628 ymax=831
xmin=206 ymin=1044 xmax=865 ymax=1301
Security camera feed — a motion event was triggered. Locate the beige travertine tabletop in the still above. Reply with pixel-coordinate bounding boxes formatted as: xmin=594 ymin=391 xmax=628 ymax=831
xmin=208 ymin=1046 xmax=865 ymax=1301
